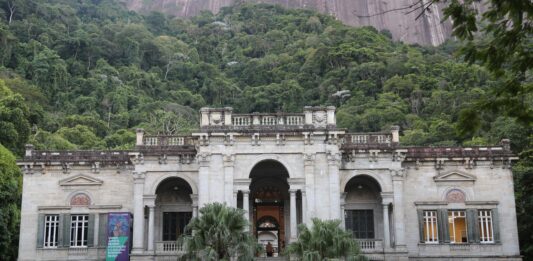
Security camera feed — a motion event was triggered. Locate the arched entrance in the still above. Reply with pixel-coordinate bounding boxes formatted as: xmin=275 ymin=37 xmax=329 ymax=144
xmin=249 ymin=160 xmax=290 ymax=256
xmin=344 ymin=175 xmax=384 ymax=241
xmin=154 ymin=177 xmax=193 ymax=243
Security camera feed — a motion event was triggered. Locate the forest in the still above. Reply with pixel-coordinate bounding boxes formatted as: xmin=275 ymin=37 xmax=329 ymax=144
xmin=0 ymin=0 xmax=530 ymax=260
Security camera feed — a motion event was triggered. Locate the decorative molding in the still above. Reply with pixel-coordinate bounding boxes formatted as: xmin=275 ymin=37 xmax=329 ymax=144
xmin=59 ymin=174 xmax=103 ymax=186
xmin=434 ymin=170 xmax=476 ymax=183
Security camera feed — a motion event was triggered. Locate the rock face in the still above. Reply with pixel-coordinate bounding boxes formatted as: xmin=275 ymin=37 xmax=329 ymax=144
xmin=119 ymin=0 xmax=456 ymax=46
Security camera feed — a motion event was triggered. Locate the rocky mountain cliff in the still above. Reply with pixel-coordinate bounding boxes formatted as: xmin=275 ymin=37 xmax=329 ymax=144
xmin=120 ymin=0 xmax=457 ymax=46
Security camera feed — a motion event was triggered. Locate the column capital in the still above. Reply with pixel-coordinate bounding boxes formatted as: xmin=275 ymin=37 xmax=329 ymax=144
xmin=391 ymin=168 xmax=406 ymax=180
xmin=133 ymin=172 xmax=146 ymax=182
xmin=190 ymin=194 xmax=198 ymax=206
xmin=144 ymin=194 xmax=156 ymax=207
xmin=197 ymin=152 xmax=211 ymax=166
xmin=327 ymin=150 xmax=342 ymax=166
xmin=289 ymin=188 xmax=298 ymax=194
xmin=223 ymin=154 xmax=235 ymax=167
xmin=303 ymin=153 xmax=315 ymax=165
xmin=241 ymin=189 xmax=250 ymax=195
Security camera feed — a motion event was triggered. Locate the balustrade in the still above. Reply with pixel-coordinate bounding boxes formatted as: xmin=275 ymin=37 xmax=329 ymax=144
xmin=155 ymin=241 xmax=184 ymax=254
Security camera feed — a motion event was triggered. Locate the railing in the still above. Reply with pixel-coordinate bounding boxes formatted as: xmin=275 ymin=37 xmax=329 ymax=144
xmin=155 ymin=241 xmax=184 ymax=254
xmin=143 ymin=135 xmax=194 ymax=146
xmin=230 ymin=113 xmax=305 ymax=128
xmin=356 ymin=239 xmax=383 ymax=252
xmin=25 ymin=150 xmax=131 ymax=162
xmin=345 ymin=133 xmax=392 ymax=144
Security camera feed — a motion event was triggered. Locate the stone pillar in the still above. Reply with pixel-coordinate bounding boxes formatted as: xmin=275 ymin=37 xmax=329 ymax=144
xmin=132 ymin=172 xmax=146 ymax=253
xmin=191 ymin=194 xmax=199 ymax=218
xmin=242 ymin=190 xmax=250 ymax=231
xmin=327 ymin=152 xmax=341 ymax=220
xmin=147 ymin=205 xmax=155 ymax=251
xmin=381 ymin=193 xmax=393 ymax=250
xmin=392 ymin=170 xmax=406 ymax=249
xmin=289 ymin=189 xmax=297 ymax=241
xmin=340 ymin=192 xmax=347 ymax=229
xmin=233 ymin=191 xmax=238 ymax=208
xmin=303 ymin=154 xmax=315 ymax=224
xmin=198 ymin=153 xmax=210 ymax=208
xmin=391 ymin=126 xmax=400 ymax=143
xmin=326 ymin=106 xmax=336 ymax=126
xmin=223 ymin=155 xmax=235 ymax=206
xmin=301 ymin=190 xmax=307 ymax=225
xmin=382 ymin=204 xmax=391 ymax=249
xmin=200 ymin=107 xmax=210 ymax=127
xmin=135 ymin=129 xmax=144 ymax=146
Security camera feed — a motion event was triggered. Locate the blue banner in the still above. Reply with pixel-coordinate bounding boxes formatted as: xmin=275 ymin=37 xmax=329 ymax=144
xmin=106 ymin=212 xmax=131 ymax=261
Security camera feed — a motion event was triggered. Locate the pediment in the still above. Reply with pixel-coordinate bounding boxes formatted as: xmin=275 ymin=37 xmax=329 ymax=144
xmin=434 ymin=171 xmax=476 ymax=182
xmin=59 ymin=174 xmax=103 ymax=186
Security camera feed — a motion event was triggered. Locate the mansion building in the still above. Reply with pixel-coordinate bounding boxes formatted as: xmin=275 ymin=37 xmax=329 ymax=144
xmin=17 ymin=106 xmax=521 ymax=260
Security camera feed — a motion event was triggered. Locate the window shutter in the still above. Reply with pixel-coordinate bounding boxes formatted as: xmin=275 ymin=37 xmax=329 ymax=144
xmin=36 ymin=214 xmax=45 ymax=248
xmin=62 ymin=214 xmax=71 ymax=247
xmin=492 ymin=208 xmax=500 ymax=243
xmin=87 ymin=214 xmax=95 ymax=247
xmin=57 ymin=214 xmax=64 ymax=247
xmin=437 ymin=209 xmax=449 ymax=243
xmin=466 ymin=209 xmax=478 ymax=243
xmin=417 ymin=209 xmax=424 ymax=243
xmin=98 ymin=213 xmax=109 ymax=247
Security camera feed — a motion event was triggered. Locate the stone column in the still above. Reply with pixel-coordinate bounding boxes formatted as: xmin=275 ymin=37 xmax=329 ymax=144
xmin=242 ymin=190 xmax=250 ymax=231
xmin=303 ymin=153 xmax=315 ymax=224
xmin=340 ymin=192 xmax=347 ymax=229
xmin=392 ymin=170 xmax=406 ymax=249
xmin=289 ymin=189 xmax=297 ymax=241
xmin=132 ymin=172 xmax=146 ymax=253
xmin=191 ymin=194 xmax=199 ymax=218
xmin=198 ymin=153 xmax=210 ymax=208
xmin=233 ymin=191 xmax=238 ymax=208
xmin=381 ymin=193 xmax=393 ymax=250
xmin=223 ymin=155 xmax=235 ymax=206
xmin=327 ymin=152 xmax=341 ymax=219
xmin=301 ymin=190 xmax=307 ymax=224
xmin=382 ymin=203 xmax=390 ymax=250
xmin=147 ymin=204 xmax=155 ymax=251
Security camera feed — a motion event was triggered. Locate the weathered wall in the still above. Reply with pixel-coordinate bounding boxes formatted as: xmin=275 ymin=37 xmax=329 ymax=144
xmin=119 ymin=0 xmax=457 ymax=46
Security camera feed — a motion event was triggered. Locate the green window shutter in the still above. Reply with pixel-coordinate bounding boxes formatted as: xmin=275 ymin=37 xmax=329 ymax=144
xmin=466 ymin=209 xmax=478 ymax=243
xmin=36 ymin=214 xmax=45 ymax=248
xmin=58 ymin=214 xmax=64 ymax=247
xmin=62 ymin=214 xmax=71 ymax=247
xmin=98 ymin=213 xmax=109 ymax=247
xmin=87 ymin=214 xmax=95 ymax=247
xmin=417 ymin=209 xmax=424 ymax=243
xmin=437 ymin=209 xmax=449 ymax=243
xmin=492 ymin=208 xmax=500 ymax=243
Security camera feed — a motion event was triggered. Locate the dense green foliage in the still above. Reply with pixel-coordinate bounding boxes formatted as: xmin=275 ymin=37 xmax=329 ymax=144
xmin=0 ymin=144 xmax=22 ymax=261
xmin=179 ymin=203 xmax=261 ymax=260
xmin=285 ymin=218 xmax=365 ymax=261
xmin=0 ymin=0 xmax=530 ymax=259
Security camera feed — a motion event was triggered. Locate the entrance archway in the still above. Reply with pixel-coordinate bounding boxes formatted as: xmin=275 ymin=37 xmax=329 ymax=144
xmin=344 ymin=175 xmax=383 ymax=240
xmin=154 ymin=177 xmax=193 ymax=243
xmin=249 ymin=160 xmax=290 ymax=255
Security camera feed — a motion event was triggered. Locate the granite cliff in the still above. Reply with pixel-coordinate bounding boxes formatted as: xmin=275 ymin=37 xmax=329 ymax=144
xmin=120 ymin=0 xmax=459 ymax=46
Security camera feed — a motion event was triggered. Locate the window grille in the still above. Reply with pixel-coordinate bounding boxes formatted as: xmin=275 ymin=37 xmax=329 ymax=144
xmin=478 ymin=210 xmax=494 ymax=243
xmin=43 ymin=215 xmax=59 ymax=248
xmin=70 ymin=215 xmax=89 ymax=247
xmin=423 ymin=210 xmax=439 ymax=243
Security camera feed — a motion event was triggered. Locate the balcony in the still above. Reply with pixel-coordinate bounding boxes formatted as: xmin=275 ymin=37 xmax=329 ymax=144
xmin=155 ymin=241 xmax=184 ymax=255
xmin=356 ymin=239 xmax=384 ymax=253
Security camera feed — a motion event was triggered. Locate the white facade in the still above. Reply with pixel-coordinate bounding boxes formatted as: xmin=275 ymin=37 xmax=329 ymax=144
xmin=18 ymin=107 xmax=521 ymax=260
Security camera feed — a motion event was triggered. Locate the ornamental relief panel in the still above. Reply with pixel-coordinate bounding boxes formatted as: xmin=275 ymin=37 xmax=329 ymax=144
xmin=70 ymin=193 xmax=91 ymax=206
xmin=445 ymin=189 xmax=466 ymax=203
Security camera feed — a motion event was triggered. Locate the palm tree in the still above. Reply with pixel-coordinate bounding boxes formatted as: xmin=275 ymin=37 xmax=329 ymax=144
xmin=179 ymin=202 xmax=262 ymax=260
xmin=285 ymin=218 xmax=366 ymax=261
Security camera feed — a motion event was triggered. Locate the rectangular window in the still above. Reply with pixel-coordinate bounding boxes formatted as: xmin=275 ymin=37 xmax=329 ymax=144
xmin=346 ymin=210 xmax=374 ymax=239
xmin=43 ymin=215 xmax=59 ymax=248
xmin=163 ymin=212 xmax=192 ymax=241
xmin=423 ymin=210 xmax=438 ymax=243
xmin=448 ymin=211 xmax=467 ymax=243
xmin=478 ymin=210 xmax=494 ymax=243
xmin=70 ymin=214 xmax=89 ymax=247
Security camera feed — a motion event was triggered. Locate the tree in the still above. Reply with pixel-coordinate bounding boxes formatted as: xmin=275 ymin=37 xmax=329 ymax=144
xmin=436 ymin=0 xmax=533 ymax=123
xmin=179 ymin=203 xmax=261 ymax=260
xmin=0 ymin=144 xmax=22 ymax=261
xmin=0 ymin=79 xmax=30 ymax=156
xmin=285 ymin=218 xmax=365 ymax=261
